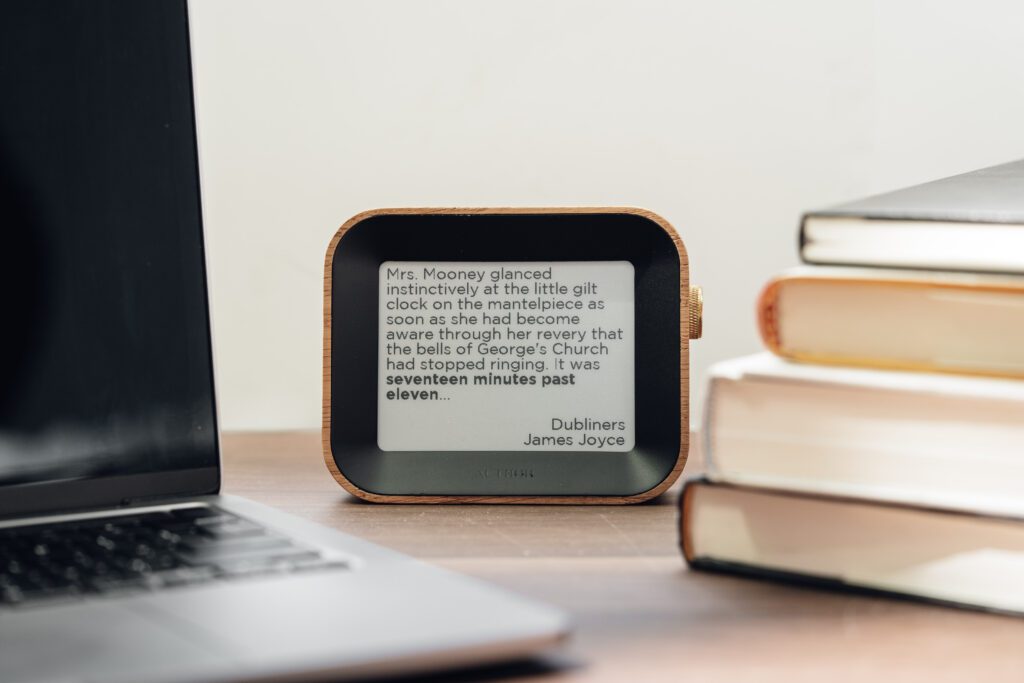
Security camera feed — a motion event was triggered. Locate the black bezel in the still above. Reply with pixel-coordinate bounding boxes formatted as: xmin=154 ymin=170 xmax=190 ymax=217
xmin=329 ymin=211 xmax=682 ymax=498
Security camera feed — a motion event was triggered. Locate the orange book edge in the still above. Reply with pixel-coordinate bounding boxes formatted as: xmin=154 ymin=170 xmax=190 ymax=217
xmin=756 ymin=273 xmax=1024 ymax=380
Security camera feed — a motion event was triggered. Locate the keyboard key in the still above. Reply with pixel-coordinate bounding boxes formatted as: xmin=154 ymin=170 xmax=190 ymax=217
xmin=148 ymin=566 xmax=219 ymax=587
xmin=89 ymin=576 xmax=152 ymax=594
xmin=192 ymin=513 xmax=238 ymax=527
xmin=287 ymin=557 xmax=349 ymax=574
xmin=195 ymin=519 xmax=265 ymax=537
xmin=1 ymin=584 xmax=82 ymax=607
xmin=216 ymin=549 xmax=319 ymax=572
xmin=179 ymin=536 xmax=296 ymax=560
xmin=170 ymin=507 xmax=221 ymax=520
xmin=1 ymin=587 xmax=23 ymax=604
xmin=17 ymin=585 xmax=83 ymax=603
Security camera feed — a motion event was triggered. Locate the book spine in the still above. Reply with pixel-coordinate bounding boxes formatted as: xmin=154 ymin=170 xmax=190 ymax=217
xmin=755 ymin=277 xmax=784 ymax=357
xmin=797 ymin=213 xmax=813 ymax=263
xmin=678 ymin=479 xmax=700 ymax=564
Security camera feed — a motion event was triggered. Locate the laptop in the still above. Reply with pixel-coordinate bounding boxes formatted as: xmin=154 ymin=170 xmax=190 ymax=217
xmin=0 ymin=3 xmax=567 ymax=682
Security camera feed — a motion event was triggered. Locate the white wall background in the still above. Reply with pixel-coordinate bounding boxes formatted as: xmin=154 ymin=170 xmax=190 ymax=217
xmin=188 ymin=0 xmax=1024 ymax=431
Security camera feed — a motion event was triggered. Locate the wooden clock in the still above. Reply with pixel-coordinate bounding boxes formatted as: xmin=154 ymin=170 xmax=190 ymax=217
xmin=323 ymin=208 xmax=701 ymax=503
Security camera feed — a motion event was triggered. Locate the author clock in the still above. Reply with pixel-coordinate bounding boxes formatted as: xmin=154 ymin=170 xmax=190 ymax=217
xmin=323 ymin=208 xmax=701 ymax=503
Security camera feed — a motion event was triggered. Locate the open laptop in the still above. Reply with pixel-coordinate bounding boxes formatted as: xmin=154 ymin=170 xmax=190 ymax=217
xmin=0 ymin=3 xmax=567 ymax=682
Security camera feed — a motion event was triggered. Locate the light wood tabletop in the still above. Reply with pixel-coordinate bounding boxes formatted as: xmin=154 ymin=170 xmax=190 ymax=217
xmin=222 ymin=432 xmax=1024 ymax=683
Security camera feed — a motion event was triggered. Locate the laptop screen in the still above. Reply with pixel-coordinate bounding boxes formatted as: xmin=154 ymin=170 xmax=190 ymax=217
xmin=0 ymin=2 xmax=218 ymax=503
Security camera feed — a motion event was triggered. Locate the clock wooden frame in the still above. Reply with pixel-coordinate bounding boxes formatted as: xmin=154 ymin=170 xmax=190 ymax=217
xmin=323 ymin=207 xmax=695 ymax=504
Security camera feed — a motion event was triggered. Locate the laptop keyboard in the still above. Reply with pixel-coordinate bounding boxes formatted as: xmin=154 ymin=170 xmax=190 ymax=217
xmin=0 ymin=506 xmax=347 ymax=608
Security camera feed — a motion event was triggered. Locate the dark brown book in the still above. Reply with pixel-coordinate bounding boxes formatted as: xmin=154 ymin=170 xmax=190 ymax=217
xmin=680 ymin=479 xmax=1024 ymax=616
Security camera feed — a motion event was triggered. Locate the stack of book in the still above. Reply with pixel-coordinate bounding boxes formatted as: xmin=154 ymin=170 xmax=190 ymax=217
xmin=681 ymin=159 xmax=1024 ymax=615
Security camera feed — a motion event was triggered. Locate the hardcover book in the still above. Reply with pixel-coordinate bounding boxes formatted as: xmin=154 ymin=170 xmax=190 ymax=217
xmin=757 ymin=267 xmax=1024 ymax=378
xmin=703 ymin=353 xmax=1024 ymax=517
xmin=800 ymin=158 xmax=1024 ymax=273
xmin=681 ymin=480 xmax=1024 ymax=617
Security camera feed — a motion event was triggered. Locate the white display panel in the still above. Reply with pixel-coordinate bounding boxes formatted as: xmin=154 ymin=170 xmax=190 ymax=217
xmin=378 ymin=261 xmax=635 ymax=451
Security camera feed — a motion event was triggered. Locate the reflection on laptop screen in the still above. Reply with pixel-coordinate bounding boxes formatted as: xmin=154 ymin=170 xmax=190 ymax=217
xmin=0 ymin=2 xmax=218 ymax=487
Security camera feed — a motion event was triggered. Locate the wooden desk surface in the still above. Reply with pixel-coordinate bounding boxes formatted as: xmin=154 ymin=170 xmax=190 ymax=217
xmin=222 ymin=432 xmax=1024 ymax=682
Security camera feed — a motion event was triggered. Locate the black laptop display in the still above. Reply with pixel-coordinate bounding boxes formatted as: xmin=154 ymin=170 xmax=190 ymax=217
xmin=0 ymin=1 xmax=219 ymax=516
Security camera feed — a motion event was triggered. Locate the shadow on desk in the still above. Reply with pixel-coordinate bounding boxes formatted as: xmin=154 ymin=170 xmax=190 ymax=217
xmin=344 ymin=655 xmax=578 ymax=683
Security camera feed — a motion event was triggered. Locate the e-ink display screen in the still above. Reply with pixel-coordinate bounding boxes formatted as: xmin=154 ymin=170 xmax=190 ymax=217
xmin=378 ymin=261 xmax=635 ymax=451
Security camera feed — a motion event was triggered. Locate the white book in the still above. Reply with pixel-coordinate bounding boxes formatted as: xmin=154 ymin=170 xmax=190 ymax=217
xmin=799 ymin=158 xmax=1024 ymax=274
xmin=703 ymin=353 xmax=1024 ymax=516
xmin=681 ymin=481 xmax=1024 ymax=616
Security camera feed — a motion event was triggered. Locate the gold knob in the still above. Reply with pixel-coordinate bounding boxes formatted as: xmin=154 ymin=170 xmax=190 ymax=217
xmin=688 ymin=286 xmax=703 ymax=340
